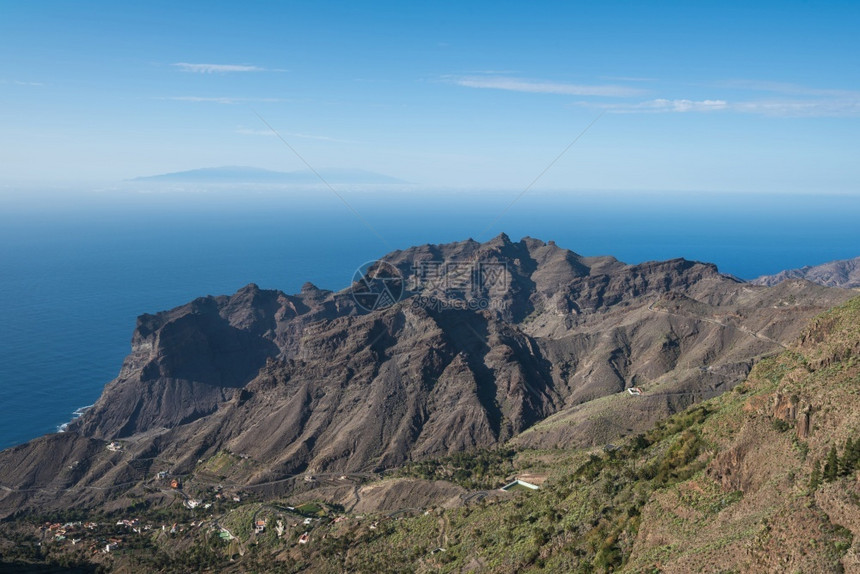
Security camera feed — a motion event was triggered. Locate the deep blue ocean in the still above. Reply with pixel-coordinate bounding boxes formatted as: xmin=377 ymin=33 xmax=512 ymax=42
xmin=1 ymin=188 xmax=858 ymax=450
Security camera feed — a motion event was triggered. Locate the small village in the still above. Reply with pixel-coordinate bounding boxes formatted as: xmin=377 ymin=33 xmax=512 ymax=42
xmin=30 ymin=454 xmax=550 ymax=569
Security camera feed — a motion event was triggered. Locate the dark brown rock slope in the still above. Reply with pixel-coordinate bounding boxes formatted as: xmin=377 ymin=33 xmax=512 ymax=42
xmin=0 ymin=235 xmax=853 ymax=516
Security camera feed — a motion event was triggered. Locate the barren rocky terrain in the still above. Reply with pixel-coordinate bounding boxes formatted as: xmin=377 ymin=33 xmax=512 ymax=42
xmin=753 ymin=255 xmax=860 ymax=289
xmin=0 ymin=236 xmax=857 ymax=573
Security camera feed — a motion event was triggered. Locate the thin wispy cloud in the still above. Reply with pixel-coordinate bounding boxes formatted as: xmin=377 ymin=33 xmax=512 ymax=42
xmin=718 ymin=79 xmax=860 ymax=98
xmin=236 ymin=127 xmax=356 ymax=144
xmin=0 ymin=79 xmax=44 ymax=86
xmin=578 ymin=97 xmax=860 ymax=117
xmin=732 ymin=98 xmax=860 ymax=117
xmin=166 ymin=96 xmax=239 ymax=104
xmin=293 ymin=132 xmax=355 ymax=143
xmin=160 ymin=96 xmax=283 ymax=105
xmin=450 ymin=75 xmax=648 ymax=97
xmin=634 ymin=99 xmax=729 ymax=113
xmin=172 ymin=62 xmax=270 ymax=74
xmin=462 ymin=69 xmax=522 ymax=75
xmin=600 ymin=75 xmax=657 ymax=83
xmin=236 ymin=128 xmax=278 ymax=136
xmin=450 ymin=72 xmax=860 ymax=117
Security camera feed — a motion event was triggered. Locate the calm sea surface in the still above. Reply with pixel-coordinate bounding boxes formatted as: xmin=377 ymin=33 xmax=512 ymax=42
xmin=1 ymin=188 xmax=858 ymax=449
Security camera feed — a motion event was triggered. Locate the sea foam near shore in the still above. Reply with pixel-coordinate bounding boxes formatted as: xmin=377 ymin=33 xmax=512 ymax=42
xmin=57 ymin=405 xmax=93 ymax=433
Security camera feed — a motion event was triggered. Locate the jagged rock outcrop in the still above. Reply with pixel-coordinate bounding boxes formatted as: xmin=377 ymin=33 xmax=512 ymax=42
xmin=72 ymin=285 xmax=284 ymax=438
xmin=0 ymin=235 xmax=854 ymax=516
xmin=752 ymin=255 xmax=860 ymax=288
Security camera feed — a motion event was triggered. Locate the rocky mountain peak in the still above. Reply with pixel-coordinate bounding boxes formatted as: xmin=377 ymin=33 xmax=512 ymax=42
xmin=3 ymin=236 xmax=853 ymax=524
xmin=752 ymin=255 xmax=860 ymax=288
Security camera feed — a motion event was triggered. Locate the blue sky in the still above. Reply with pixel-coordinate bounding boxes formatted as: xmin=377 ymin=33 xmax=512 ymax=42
xmin=1 ymin=1 xmax=859 ymax=192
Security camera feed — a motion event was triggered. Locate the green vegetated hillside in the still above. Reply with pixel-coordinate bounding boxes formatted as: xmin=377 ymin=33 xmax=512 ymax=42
xmin=311 ymin=305 xmax=859 ymax=573
xmin=258 ymin=296 xmax=859 ymax=573
xmin=3 ymin=298 xmax=859 ymax=573
xmin=358 ymin=299 xmax=860 ymax=572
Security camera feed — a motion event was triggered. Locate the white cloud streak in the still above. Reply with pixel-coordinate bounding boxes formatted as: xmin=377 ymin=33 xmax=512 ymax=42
xmin=236 ymin=128 xmax=278 ymax=136
xmin=717 ymin=79 xmax=860 ymax=99
xmin=161 ymin=96 xmax=283 ymax=105
xmin=450 ymin=73 xmax=860 ymax=117
xmin=578 ymin=97 xmax=860 ymax=117
xmin=451 ymin=75 xmax=648 ymax=97
xmin=0 ymin=79 xmax=44 ymax=86
xmin=636 ymin=99 xmax=729 ymax=112
xmin=172 ymin=63 xmax=267 ymax=74
xmin=600 ymin=75 xmax=657 ymax=83
xmin=236 ymin=128 xmax=356 ymax=143
xmin=732 ymin=99 xmax=860 ymax=117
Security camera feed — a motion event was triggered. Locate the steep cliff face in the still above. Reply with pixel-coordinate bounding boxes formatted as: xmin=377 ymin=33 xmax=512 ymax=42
xmin=0 ymin=236 xmax=854 ymax=517
xmin=71 ymin=285 xmax=284 ymax=438
xmin=71 ymin=236 xmax=746 ymax=444
xmin=149 ymin=304 xmax=562 ymax=479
